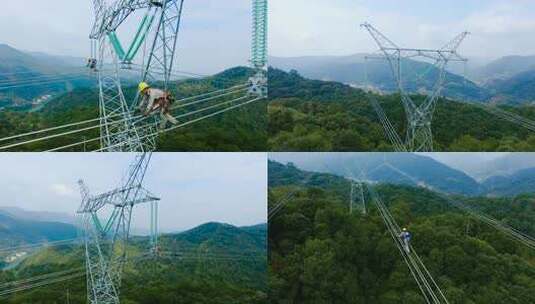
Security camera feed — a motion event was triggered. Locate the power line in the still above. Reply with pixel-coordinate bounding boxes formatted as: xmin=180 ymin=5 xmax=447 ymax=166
xmin=94 ymin=96 xmax=263 ymax=152
xmin=0 ymin=85 xmax=249 ymax=151
xmin=0 ymin=271 xmax=86 ymax=298
xmin=381 ymin=161 xmax=535 ymax=250
xmin=367 ymin=184 xmax=450 ymax=304
xmin=0 ymin=238 xmax=82 ymax=253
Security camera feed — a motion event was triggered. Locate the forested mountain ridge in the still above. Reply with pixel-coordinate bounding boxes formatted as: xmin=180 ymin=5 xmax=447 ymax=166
xmin=0 ymin=211 xmax=77 ymax=248
xmin=269 ymin=152 xmax=535 ymax=198
xmin=268 ymin=68 xmax=535 ymax=152
xmin=270 ymin=55 xmax=490 ymax=102
xmin=485 ymin=69 xmax=535 ymax=105
xmin=1 ymin=222 xmax=267 ymax=303
xmin=268 ymin=153 xmax=482 ymax=196
xmin=269 ymin=161 xmax=535 ymax=303
xmin=0 ymin=66 xmax=267 ymax=151
xmin=271 ymin=54 xmax=535 ymax=105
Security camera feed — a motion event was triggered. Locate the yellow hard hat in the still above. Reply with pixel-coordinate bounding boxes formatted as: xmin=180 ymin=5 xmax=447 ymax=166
xmin=138 ymin=82 xmax=150 ymax=92
xmin=402 ymin=228 xmax=407 ymax=231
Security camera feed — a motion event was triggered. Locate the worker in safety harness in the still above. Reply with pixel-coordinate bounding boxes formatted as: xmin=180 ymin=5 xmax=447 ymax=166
xmin=138 ymin=82 xmax=178 ymax=128
xmin=399 ymin=228 xmax=411 ymax=253
xmin=86 ymin=58 xmax=97 ymax=71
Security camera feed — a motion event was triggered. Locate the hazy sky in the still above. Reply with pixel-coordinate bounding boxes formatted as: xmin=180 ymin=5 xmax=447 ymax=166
xmin=270 ymin=0 xmax=535 ymax=60
xmin=418 ymin=152 xmax=508 ymax=177
xmin=269 ymin=152 xmax=511 ymax=179
xmin=0 ymin=1 xmax=252 ymax=74
xmin=0 ymin=153 xmax=267 ymax=232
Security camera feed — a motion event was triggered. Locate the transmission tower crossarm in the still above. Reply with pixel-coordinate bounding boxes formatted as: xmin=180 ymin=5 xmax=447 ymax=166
xmin=437 ymin=31 xmax=470 ymax=64
xmin=360 ymin=22 xmax=400 ymax=50
xmin=441 ymin=31 xmax=470 ymax=52
xmin=78 ymin=153 xmax=160 ymax=304
xmin=361 ymin=22 xmax=469 ymax=152
xmin=86 ymin=186 xmax=159 ymax=208
xmin=91 ymin=0 xmax=153 ymax=39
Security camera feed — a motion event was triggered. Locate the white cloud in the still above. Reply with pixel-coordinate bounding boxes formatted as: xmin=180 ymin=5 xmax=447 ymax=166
xmin=461 ymin=3 xmax=535 ymax=34
xmin=0 ymin=153 xmax=266 ymax=232
xmin=0 ymin=1 xmax=252 ymax=74
xmin=50 ymin=183 xmax=77 ymax=197
xmin=270 ymin=0 xmax=535 ymax=59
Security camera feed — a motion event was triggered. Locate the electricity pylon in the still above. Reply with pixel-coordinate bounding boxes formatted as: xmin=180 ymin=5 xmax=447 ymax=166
xmin=361 ymin=23 xmax=469 ymax=151
xmin=89 ymin=0 xmax=267 ymax=152
xmin=248 ymin=0 xmax=268 ymax=98
xmin=349 ymin=180 xmax=367 ymax=215
xmin=89 ymin=0 xmax=185 ymax=152
xmin=77 ymin=153 xmax=160 ymax=304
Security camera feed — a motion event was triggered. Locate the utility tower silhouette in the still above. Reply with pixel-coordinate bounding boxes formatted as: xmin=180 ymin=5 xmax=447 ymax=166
xmin=361 ymin=23 xmax=469 ymax=151
xmin=77 ymin=153 xmax=160 ymax=304
xmin=349 ymin=180 xmax=367 ymax=215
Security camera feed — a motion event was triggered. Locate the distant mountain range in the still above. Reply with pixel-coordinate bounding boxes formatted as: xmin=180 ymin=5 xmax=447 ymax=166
xmin=0 ymin=207 xmax=75 ymax=224
xmin=270 ymin=54 xmax=535 ymax=105
xmin=0 ymin=205 xmax=266 ymax=259
xmin=0 ymin=210 xmax=78 ymax=248
xmin=0 ymin=44 xmax=93 ymax=111
xmin=269 ymin=153 xmax=535 ymax=197
xmin=269 ymin=153 xmax=482 ymax=196
xmin=429 ymin=153 xmax=535 ymax=181
xmin=472 ymin=55 xmax=535 ymax=83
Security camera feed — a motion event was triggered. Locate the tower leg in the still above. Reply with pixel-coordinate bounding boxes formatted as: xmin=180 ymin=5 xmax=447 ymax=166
xmin=96 ymin=37 xmax=143 ymax=152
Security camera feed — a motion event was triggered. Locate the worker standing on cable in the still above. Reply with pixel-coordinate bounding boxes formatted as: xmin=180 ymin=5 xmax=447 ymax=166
xmin=138 ymin=82 xmax=178 ymax=128
xmin=399 ymin=228 xmax=411 ymax=253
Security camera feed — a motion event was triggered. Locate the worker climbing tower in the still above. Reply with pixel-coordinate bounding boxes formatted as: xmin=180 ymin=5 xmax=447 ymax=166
xmin=361 ymin=23 xmax=469 ymax=151
xmin=249 ymin=0 xmax=268 ymax=98
xmin=89 ymin=0 xmax=185 ymax=152
xmin=77 ymin=153 xmax=160 ymax=304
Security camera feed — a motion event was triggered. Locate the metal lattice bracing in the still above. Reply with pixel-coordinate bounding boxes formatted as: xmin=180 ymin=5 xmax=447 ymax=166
xmin=349 ymin=181 xmax=367 ymax=215
xmin=248 ymin=0 xmax=268 ymax=98
xmin=78 ymin=153 xmax=160 ymax=304
xmin=134 ymin=0 xmax=185 ymax=146
xmin=96 ymin=42 xmax=144 ymax=152
xmin=142 ymin=0 xmax=185 ymax=90
xmin=361 ymin=23 xmax=469 ymax=151
xmin=90 ymin=0 xmax=185 ymax=152
xmin=90 ymin=0 xmax=154 ymax=152
xmin=86 ymin=0 xmax=266 ymax=153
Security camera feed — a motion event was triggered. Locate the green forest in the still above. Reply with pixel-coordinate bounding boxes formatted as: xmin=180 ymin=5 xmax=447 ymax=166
xmin=0 ymin=223 xmax=268 ymax=304
xmin=268 ymin=68 xmax=535 ymax=152
xmin=0 ymin=67 xmax=267 ymax=152
xmin=269 ymin=161 xmax=535 ymax=303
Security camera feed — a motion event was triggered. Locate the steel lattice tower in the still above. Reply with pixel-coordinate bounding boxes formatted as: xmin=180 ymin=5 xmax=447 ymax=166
xmin=349 ymin=181 xmax=366 ymax=215
xmin=89 ymin=0 xmax=265 ymax=151
xmin=90 ymin=0 xmax=185 ymax=152
xmin=361 ymin=23 xmax=469 ymax=151
xmin=78 ymin=153 xmax=160 ymax=304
